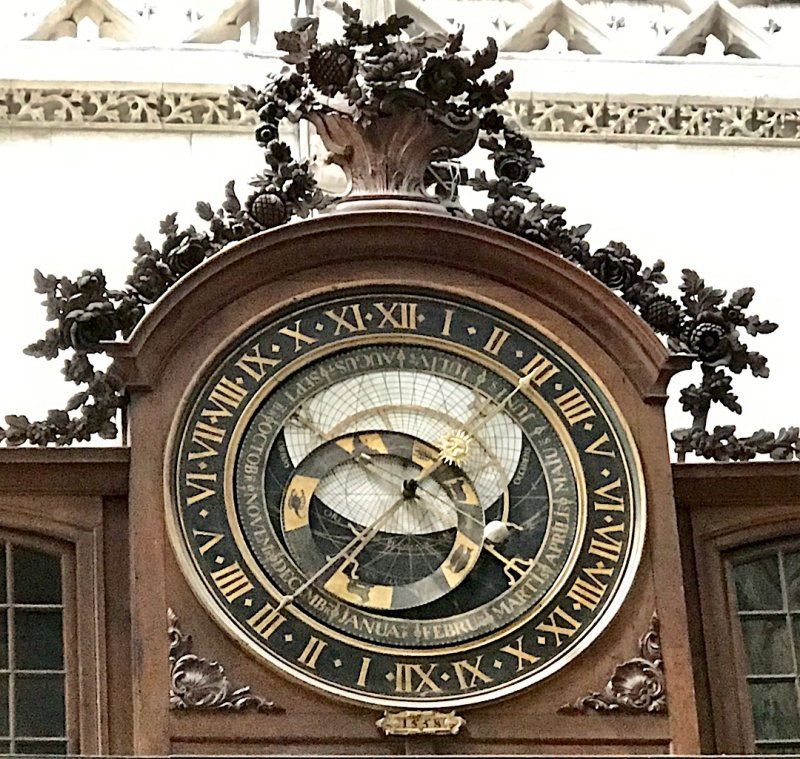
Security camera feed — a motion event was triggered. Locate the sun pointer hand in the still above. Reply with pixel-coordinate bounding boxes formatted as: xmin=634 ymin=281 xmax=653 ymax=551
xmin=406 ymin=367 xmax=543 ymax=490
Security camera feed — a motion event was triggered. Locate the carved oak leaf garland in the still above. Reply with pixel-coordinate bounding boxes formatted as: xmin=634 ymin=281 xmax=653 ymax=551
xmin=168 ymin=608 xmax=284 ymax=713
xmin=559 ymin=613 xmax=666 ymax=715
xmin=0 ymin=7 xmax=797 ymax=462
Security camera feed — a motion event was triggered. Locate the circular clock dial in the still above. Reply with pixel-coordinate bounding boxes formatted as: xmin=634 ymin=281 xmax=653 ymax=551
xmin=168 ymin=289 xmax=645 ymax=709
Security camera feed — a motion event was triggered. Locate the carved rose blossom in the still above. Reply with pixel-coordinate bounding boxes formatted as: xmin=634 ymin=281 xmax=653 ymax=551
xmin=688 ymin=317 xmax=732 ymax=364
xmin=128 ymin=256 xmax=173 ymax=304
xmin=494 ymin=153 xmax=530 ymax=183
xmin=589 ymin=242 xmax=642 ymax=293
xmin=165 ymin=235 xmax=207 ymax=277
xmin=417 ymin=57 xmax=469 ymax=102
xmin=487 ymin=198 xmax=524 ymax=233
xmin=61 ymin=302 xmax=117 ymax=351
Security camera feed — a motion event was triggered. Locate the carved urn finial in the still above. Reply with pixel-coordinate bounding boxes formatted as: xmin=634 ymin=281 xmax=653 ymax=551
xmin=251 ymin=7 xmax=511 ymax=213
xmin=306 ymin=92 xmax=478 ymax=212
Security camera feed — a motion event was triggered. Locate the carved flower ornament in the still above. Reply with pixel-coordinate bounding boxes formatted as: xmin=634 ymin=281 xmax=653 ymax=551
xmin=561 ymin=613 xmax=666 ymax=714
xmin=168 ymin=609 xmax=283 ymax=713
xmin=0 ymin=5 xmax=796 ymax=462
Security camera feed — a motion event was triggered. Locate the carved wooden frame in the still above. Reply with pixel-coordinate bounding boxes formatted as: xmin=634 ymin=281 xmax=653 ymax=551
xmin=678 ymin=462 xmax=800 ymax=754
xmin=106 ymin=211 xmax=700 ymax=754
xmin=0 ymin=451 xmax=127 ymax=755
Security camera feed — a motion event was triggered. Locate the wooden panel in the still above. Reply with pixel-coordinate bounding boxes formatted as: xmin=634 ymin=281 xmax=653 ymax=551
xmin=674 ymin=461 xmax=800 ymax=754
xmin=119 ymin=213 xmax=692 ymax=754
xmin=0 ymin=449 xmax=130 ymax=756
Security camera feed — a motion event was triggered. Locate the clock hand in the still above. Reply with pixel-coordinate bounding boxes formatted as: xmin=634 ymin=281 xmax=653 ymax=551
xmin=463 ymin=366 xmax=542 ymax=436
xmin=407 ymin=367 xmax=542 ymax=488
xmin=359 ymin=455 xmax=482 ymax=531
xmin=276 ymin=485 xmax=412 ymax=612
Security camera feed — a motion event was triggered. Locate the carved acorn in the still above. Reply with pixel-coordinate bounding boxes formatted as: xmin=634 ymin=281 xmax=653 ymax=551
xmin=247 ymin=192 xmax=289 ymax=228
xmin=308 ymin=43 xmax=356 ymax=96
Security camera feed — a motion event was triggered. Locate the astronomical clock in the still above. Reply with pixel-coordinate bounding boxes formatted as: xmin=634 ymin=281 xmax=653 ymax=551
xmin=166 ymin=285 xmax=646 ymax=710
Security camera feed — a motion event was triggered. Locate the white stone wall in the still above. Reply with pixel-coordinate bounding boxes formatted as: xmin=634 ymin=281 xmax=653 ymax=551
xmin=0 ymin=0 xmax=798 ymax=455
xmin=1 ymin=125 xmax=797 ymax=453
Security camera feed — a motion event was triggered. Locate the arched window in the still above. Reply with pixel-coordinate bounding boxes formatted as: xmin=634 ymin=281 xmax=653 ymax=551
xmin=731 ymin=544 xmax=800 ymax=754
xmin=0 ymin=539 xmax=67 ymax=755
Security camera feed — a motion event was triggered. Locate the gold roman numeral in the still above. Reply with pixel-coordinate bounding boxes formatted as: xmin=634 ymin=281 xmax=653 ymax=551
xmin=189 ymin=421 xmax=226 ymax=460
xmin=324 ymin=304 xmax=367 ymax=335
xmin=554 ymin=388 xmax=596 ymax=426
xmin=192 ymin=529 xmax=224 ymax=555
xmin=536 ymin=606 xmax=581 ymax=647
xmin=185 ymin=472 xmax=217 ymax=505
xmin=298 ymin=636 xmax=327 ymax=669
xmin=247 ymin=602 xmax=286 ymax=640
xmin=375 ymin=301 xmax=418 ymax=330
xmin=520 ymin=352 xmax=560 ymax=386
xmin=440 ymin=308 xmax=454 ymax=337
xmin=567 ymin=575 xmax=607 ymax=611
xmin=499 ymin=636 xmax=540 ymax=671
xmin=278 ymin=320 xmax=318 ymax=352
xmin=588 ymin=522 xmax=625 ymax=563
xmin=235 ymin=344 xmax=280 ymax=382
xmin=452 ymin=656 xmax=493 ymax=689
xmin=206 ymin=376 xmax=247 ymax=420
xmin=357 ymin=657 xmax=372 ymax=688
xmin=394 ymin=663 xmax=440 ymax=693
xmin=483 ymin=326 xmax=511 ymax=356
xmin=594 ymin=479 xmax=625 ymax=512
xmin=585 ymin=432 xmax=615 ymax=457
xmin=210 ymin=562 xmax=253 ymax=603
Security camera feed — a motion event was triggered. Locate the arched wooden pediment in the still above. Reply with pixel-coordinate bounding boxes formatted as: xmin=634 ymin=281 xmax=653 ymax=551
xmin=110 ymin=209 xmax=678 ymax=403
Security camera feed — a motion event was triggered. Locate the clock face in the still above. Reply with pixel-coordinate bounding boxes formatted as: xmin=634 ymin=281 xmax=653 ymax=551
xmin=167 ymin=288 xmax=645 ymax=709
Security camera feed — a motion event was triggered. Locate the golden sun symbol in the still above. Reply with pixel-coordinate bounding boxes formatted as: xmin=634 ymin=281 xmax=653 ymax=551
xmin=437 ymin=430 xmax=472 ymax=466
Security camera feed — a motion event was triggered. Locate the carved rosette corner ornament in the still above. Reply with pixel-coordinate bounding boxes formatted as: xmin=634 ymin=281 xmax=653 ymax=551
xmin=559 ymin=613 xmax=666 ymax=715
xmin=168 ymin=608 xmax=284 ymax=713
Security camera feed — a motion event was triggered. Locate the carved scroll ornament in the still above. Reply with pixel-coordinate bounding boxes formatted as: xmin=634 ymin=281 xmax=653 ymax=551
xmin=559 ymin=613 xmax=666 ymax=715
xmin=168 ymin=608 xmax=284 ymax=713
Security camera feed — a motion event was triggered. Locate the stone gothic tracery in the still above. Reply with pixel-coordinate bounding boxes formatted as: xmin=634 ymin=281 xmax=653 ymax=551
xmin=1 ymin=0 xmax=799 ymax=60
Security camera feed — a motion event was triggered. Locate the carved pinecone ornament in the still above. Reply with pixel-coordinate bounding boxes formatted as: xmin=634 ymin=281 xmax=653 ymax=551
xmin=247 ymin=192 xmax=288 ymax=228
xmin=308 ymin=43 xmax=356 ymax=95
xmin=640 ymin=294 xmax=681 ymax=334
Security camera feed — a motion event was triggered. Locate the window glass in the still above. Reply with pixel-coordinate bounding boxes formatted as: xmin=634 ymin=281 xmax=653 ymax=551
xmin=734 ymin=555 xmax=782 ymax=611
xmin=0 ymin=543 xmax=67 ymax=754
xmin=12 ymin=549 xmax=61 ymax=605
xmin=15 ymin=740 xmax=67 ymax=755
xmin=733 ymin=548 xmax=800 ymax=752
